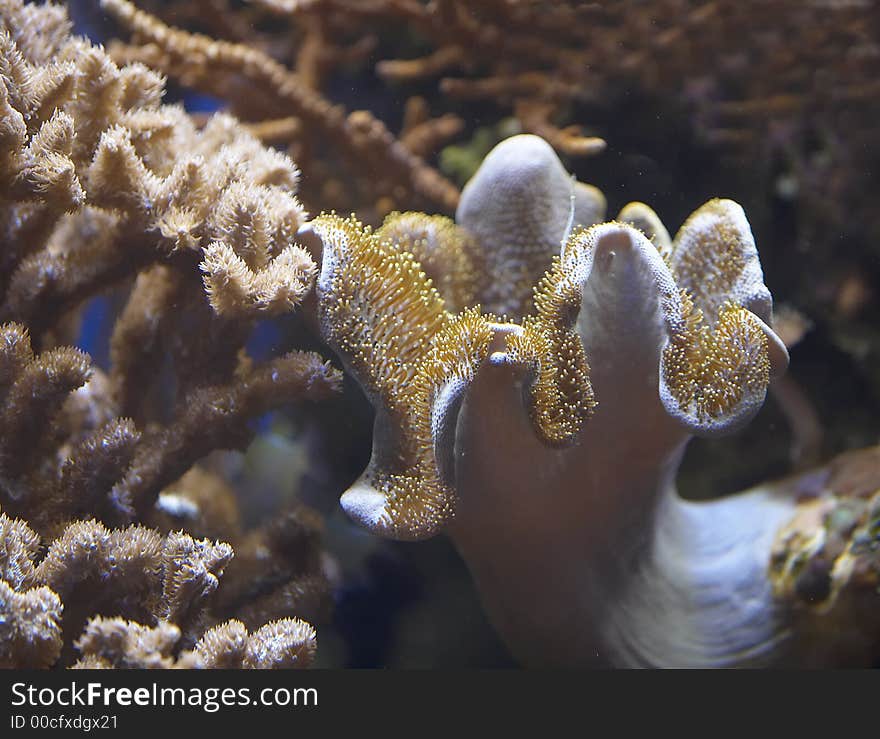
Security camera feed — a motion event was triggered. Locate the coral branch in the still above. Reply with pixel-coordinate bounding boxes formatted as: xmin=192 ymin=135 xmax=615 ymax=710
xmin=112 ymin=352 xmax=342 ymax=517
xmin=308 ymin=213 xmax=495 ymax=538
xmin=100 ymin=0 xmax=460 ymax=213
xmin=0 ymin=0 xmax=338 ymax=669
xmin=0 ymin=580 xmax=63 ymax=669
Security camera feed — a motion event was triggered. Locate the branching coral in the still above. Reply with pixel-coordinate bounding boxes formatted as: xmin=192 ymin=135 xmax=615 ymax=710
xmin=0 ymin=322 xmax=135 ymax=533
xmin=72 ymin=613 xmax=316 ymax=669
xmin=0 ymin=0 xmax=343 ymax=515
xmin=235 ymin=0 xmax=608 ymax=158
xmin=308 ymin=133 xmax=880 ymax=666
xmin=0 ymin=497 xmax=322 ymax=669
xmin=98 ymin=0 xmax=461 ymax=218
xmin=211 ymin=504 xmax=332 ymax=631
xmin=120 ymin=0 xmax=878 ymax=237
xmin=0 ymin=0 xmax=340 ymax=668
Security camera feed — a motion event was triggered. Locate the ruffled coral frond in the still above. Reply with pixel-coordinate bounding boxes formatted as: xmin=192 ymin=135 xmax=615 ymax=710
xmin=504 ymin=235 xmax=597 ymax=446
xmin=309 ymin=213 xmax=449 ymax=416
xmin=355 ymin=307 xmax=494 ymax=537
xmin=375 ymin=211 xmax=481 ymax=312
xmin=617 ymin=201 xmax=672 ymax=262
xmin=669 ymin=198 xmax=786 ymax=376
xmin=652 ymin=199 xmax=788 ymax=432
xmin=661 ymin=293 xmax=771 ymax=432
xmin=310 ymin=214 xmax=496 ymax=538
xmin=528 ymin=216 xmax=779 ymax=439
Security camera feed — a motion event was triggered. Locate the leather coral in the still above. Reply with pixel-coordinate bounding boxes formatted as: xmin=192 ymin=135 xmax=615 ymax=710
xmin=307 ymin=134 xmax=879 ymax=666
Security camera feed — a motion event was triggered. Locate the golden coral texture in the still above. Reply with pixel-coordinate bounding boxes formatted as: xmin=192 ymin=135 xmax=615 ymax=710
xmin=308 ymin=136 xmax=783 ymax=544
xmin=504 ymin=254 xmax=597 ymax=447
xmin=303 ymin=133 xmax=877 ymax=667
xmin=662 ymin=296 xmax=770 ymax=424
xmin=309 ymin=214 xmax=495 ymax=538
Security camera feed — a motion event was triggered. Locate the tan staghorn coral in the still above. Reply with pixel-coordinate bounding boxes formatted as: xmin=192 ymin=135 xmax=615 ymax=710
xmin=0 ymin=0 xmax=341 ymax=668
xmin=0 ymin=0 xmax=340 ymax=519
xmin=0 ymin=580 xmax=63 ymax=669
xmin=73 ymin=616 xmax=316 ymax=669
xmin=0 ymin=507 xmax=321 ymax=669
xmin=0 ymin=322 xmax=137 ymax=533
xmin=1 ymin=0 xmax=315 ymax=331
xmin=240 ymin=0 xmax=607 ymax=158
xmin=130 ymin=0 xmax=874 ymax=208
xmin=0 ymin=314 xmax=340 ymax=533
xmin=99 ymin=0 xmax=461 ymax=218
xmin=209 ymin=505 xmax=332 ymax=631
xmin=176 ymin=617 xmax=317 ymax=669
xmin=308 ymin=133 xmax=880 ymax=666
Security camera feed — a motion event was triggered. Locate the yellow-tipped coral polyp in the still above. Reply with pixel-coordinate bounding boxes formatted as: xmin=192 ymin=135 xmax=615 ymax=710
xmin=663 ymin=292 xmax=770 ymax=423
xmin=505 ymin=237 xmax=597 ymax=446
xmin=311 ymin=215 xmax=497 ymax=538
